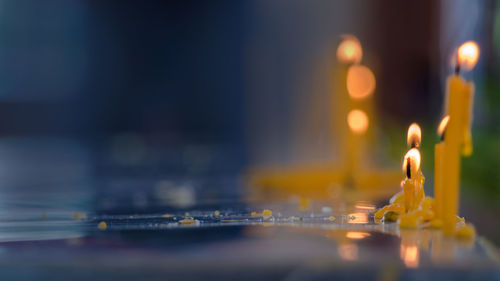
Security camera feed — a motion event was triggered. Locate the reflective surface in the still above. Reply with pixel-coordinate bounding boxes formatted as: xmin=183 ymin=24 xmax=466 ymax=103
xmin=0 ymin=139 xmax=497 ymax=280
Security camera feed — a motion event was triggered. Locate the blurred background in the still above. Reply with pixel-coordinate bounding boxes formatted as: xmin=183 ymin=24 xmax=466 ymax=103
xmin=0 ymin=0 xmax=498 ymax=244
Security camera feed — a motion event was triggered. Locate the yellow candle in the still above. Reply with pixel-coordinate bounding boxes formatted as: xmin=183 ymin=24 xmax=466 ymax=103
xmin=434 ymin=143 xmax=443 ymax=218
xmin=335 ymin=36 xmax=363 ymax=182
xmin=402 ymin=148 xmax=421 ymax=212
xmin=336 ymin=35 xmax=376 ymax=185
xmin=434 ymin=115 xmax=449 ymax=220
xmin=406 ymin=123 xmax=425 ymax=207
xmin=441 ymin=41 xmax=478 ymax=235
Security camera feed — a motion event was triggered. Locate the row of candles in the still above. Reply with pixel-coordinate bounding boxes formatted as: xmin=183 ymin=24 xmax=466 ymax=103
xmin=399 ymin=41 xmax=479 ymax=235
xmin=339 ymin=36 xmax=480 ymax=236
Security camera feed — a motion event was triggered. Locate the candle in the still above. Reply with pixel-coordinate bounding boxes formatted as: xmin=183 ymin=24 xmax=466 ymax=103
xmin=441 ymin=41 xmax=479 ymax=235
xmin=402 ymin=148 xmax=421 ymax=212
xmin=336 ymin=35 xmax=376 ymax=185
xmin=335 ymin=36 xmax=363 ymax=182
xmin=434 ymin=115 xmax=449 ymax=220
xmin=407 ymin=123 xmax=425 ymax=205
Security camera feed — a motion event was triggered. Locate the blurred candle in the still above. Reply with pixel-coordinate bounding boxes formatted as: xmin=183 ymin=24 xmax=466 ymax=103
xmin=441 ymin=41 xmax=478 ymax=235
xmin=336 ymin=35 xmax=377 ymax=185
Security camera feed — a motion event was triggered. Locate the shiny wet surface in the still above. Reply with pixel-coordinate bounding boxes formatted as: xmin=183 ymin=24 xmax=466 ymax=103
xmin=0 ymin=139 xmax=497 ymax=280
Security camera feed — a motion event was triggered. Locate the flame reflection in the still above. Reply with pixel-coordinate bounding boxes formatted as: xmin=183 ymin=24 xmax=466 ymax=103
xmin=338 ymin=243 xmax=359 ymax=261
xmin=401 ymin=245 xmax=419 ymax=268
xmin=346 ymin=232 xmax=370 ymax=240
xmin=347 ymin=212 xmax=368 ymax=224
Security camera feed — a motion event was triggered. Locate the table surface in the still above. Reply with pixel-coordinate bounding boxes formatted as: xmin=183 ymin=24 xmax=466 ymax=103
xmin=0 ymin=138 xmax=497 ymax=280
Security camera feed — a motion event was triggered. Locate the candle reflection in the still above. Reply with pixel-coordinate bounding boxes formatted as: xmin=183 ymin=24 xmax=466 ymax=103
xmin=338 ymin=243 xmax=359 ymax=261
xmin=347 ymin=213 xmax=368 ymax=224
xmin=400 ymin=245 xmax=419 ymax=268
xmin=346 ymin=231 xmax=370 ymax=239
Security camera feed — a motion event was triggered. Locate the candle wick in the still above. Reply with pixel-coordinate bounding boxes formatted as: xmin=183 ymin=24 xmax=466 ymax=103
xmin=455 ymin=54 xmax=461 ymax=75
xmin=440 ymin=130 xmax=446 ymax=142
xmin=406 ymin=158 xmax=412 ymax=179
xmin=410 ymin=141 xmax=418 ymax=149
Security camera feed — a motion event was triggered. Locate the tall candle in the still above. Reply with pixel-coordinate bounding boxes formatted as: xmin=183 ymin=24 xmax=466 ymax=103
xmin=335 ymin=36 xmax=362 ymax=182
xmin=434 ymin=116 xmax=449 ymax=219
xmin=441 ymin=41 xmax=478 ymax=235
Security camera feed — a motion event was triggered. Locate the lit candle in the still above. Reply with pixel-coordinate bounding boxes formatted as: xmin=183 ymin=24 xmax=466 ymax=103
xmin=407 ymin=123 xmax=425 ymax=205
xmin=335 ymin=36 xmax=363 ymax=182
xmin=336 ymin=35 xmax=376 ymax=185
xmin=402 ymin=148 xmax=421 ymax=212
xmin=441 ymin=41 xmax=479 ymax=235
xmin=434 ymin=115 xmax=449 ymax=220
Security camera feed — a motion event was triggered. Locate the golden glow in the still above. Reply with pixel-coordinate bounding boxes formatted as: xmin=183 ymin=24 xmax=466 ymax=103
xmin=401 ymin=245 xmax=419 ymax=268
xmin=402 ymin=148 xmax=421 ymax=177
xmin=346 ymin=65 xmax=376 ymax=100
xmin=354 ymin=203 xmax=375 ymax=210
xmin=437 ymin=115 xmax=450 ymax=137
xmin=336 ymin=35 xmax=362 ymax=64
xmin=407 ymin=123 xmax=422 ymax=148
xmin=346 ymin=232 xmax=371 ymax=240
xmin=347 ymin=213 xmax=368 ymax=224
xmin=347 ymin=109 xmax=369 ymax=134
xmin=457 ymin=41 xmax=479 ymax=71
xmin=338 ymin=243 xmax=358 ymax=261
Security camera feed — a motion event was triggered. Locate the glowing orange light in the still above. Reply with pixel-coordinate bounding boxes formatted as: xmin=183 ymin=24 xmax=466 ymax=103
xmin=402 ymin=148 xmax=421 ymax=178
xmin=346 ymin=65 xmax=376 ymax=100
xmin=338 ymin=243 xmax=358 ymax=261
xmin=354 ymin=203 xmax=375 ymax=210
xmin=457 ymin=41 xmax=479 ymax=71
xmin=437 ymin=115 xmax=450 ymax=137
xmin=346 ymin=232 xmax=371 ymax=239
xmin=336 ymin=35 xmax=362 ymax=64
xmin=347 ymin=213 xmax=368 ymax=224
xmin=401 ymin=245 xmax=419 ymax=268
xmin=407 ymin=123 xmax=421 ymax=148
xmin=347 ymin=109 xmax=369 ymax=135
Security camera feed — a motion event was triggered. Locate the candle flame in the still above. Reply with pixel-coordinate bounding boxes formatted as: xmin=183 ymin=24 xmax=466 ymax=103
xmin=457 ymin=41 xmax=479 ymax=71
xmin=347 ymin=109 xmax=369 ymax=134
xmin=347 ymin=65 xmax=376 ymax=100
xmin=346 ymin=232 xmax=371 ymax=240
xmin=337 ymin=35 xmax=362 ymax=64
xmin=437 ymin=115 xmax=450 ymax=137
xmin=402 ymin=148 xmax=421 ymax=178
xmin=407 ymin=123 xmax=421 ymax=148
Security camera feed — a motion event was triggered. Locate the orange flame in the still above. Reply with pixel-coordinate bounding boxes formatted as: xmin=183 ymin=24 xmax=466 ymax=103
xmin=457 ymin=41 xmax=479 ymax=71
xmin=336 ymin=35 xmax=362 ymax=64
xmin=407 ymin=123 xmax=421 ymax=148
xmin=437 ymin=115 xmax=450 ymax=137
xmin=347 ymin=65 xmax=376 ymax=100
xmin=347 ymin=109 xmax=369 ymax=134
xmin=402 ymin=148 xmax=421 ymax=178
